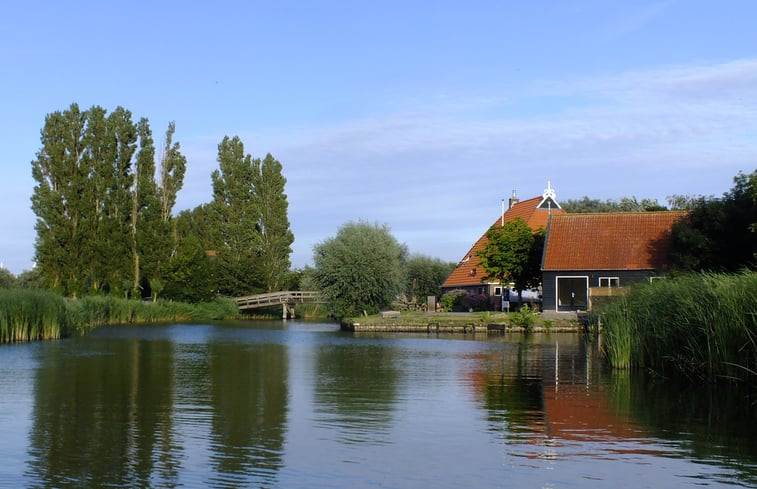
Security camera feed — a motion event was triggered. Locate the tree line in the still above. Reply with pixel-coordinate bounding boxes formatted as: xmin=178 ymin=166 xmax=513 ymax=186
xmin=29 ymin=103 xmax=293 ymax=301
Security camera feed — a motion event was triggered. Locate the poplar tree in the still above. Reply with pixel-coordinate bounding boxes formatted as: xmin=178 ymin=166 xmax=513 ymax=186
xmin=31 ymin=104 xmax=171 ymax=298
xmin=131 ymin=118 xmax=159 ymax=297
xmin=146 ymin=122 xmax=186 ymax=299
xmin=253 ymin=153 xmax=294 ymax=292
xmin=210 ymin=136 xmax=262 ymax=296
xmin=31 ymin=104 xmax=88 ymax=295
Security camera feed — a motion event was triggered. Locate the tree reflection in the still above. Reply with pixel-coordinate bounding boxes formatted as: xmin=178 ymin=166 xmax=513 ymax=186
xmin=27 ymin=338 xmax=179 ymax=488
xmin=615 ymin=372 xmax=757 ymax=485
xmin=314 ymin=344 xmax=400 ymax=445
xmin=206 ymin=342 xmax=288 ymax=487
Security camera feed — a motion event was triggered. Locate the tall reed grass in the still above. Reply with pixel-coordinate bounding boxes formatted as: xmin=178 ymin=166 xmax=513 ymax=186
xmin=600 ymin=271 xmax=757 ymax=384
xmin=0 ymin=289 xmax=240 ymax=342
xmin=0 ymin=289 xmax=69 ymax=341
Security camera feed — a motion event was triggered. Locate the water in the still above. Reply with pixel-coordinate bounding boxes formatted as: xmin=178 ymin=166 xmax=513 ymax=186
xmin=0 ymin=320 xmax=755 ymax=488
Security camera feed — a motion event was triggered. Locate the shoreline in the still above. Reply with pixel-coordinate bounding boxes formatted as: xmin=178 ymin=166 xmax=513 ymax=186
xmin=341 ymin=311 xmax=586 ymax=333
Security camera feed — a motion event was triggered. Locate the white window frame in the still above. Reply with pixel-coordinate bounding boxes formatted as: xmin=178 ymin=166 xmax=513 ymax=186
xmin=598 ymin=277 xmax=620 ymax=288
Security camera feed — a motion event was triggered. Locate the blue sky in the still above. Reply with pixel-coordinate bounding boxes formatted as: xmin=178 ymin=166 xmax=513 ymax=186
xmin=1 ymin=1 xmax=756 ymax=274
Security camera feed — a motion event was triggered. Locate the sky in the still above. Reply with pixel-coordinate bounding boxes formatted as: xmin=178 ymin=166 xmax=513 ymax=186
xmin=1 ymin=0 xmax=756 ymax=275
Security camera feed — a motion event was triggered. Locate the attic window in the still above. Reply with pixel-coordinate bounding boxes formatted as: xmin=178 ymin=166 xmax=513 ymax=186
xmin=469 ymin=268 xmax=477 ymax=276
xmin=599 ymin=277 xmax=619 ymax=288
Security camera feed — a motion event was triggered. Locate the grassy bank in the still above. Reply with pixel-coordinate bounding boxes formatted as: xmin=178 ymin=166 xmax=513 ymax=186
xmin=343 ymin=309 xmax=581 ymax=332
xmin=0 ymin=289 xmax=240 ymax=343
xmin=600 ymin=271 xmax=757 ymax=384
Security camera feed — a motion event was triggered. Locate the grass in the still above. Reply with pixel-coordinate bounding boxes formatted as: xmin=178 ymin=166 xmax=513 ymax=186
xmin=600 ymin=271 xmax=757 ymax=384
xmin=0 ymin=289 xmax=241 ymax=342
xmin=344 ymin=309 xmax=580 ymax=331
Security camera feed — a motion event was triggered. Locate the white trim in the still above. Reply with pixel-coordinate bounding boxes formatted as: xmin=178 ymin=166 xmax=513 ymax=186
xmin=554 ymin=275 xmax=589 ymax=311
xmin=598 ymin=276 xmax=620 ymax=288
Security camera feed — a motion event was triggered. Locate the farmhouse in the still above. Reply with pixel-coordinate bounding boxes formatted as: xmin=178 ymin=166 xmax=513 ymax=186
xmin=441 ymin=183 xmax=565 ymax=308
xmin=541 ymin=211 xmax=686 ymax=312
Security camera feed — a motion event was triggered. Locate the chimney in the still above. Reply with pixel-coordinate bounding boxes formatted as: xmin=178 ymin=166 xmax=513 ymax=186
xmin=508 ymin=189 xmax=519 ymax=209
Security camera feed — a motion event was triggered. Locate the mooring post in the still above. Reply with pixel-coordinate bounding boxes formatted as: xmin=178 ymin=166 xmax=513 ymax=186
xmin=282 ymin=303 xmax=287 ymax=319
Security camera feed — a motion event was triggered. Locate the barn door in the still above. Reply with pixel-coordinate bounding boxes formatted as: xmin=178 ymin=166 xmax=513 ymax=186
xmin=556 ymin=276 xmax=588 ymax=311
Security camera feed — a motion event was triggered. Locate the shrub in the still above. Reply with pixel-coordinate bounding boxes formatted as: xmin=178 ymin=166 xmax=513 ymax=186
xmin=509 ymin=303 xmax=539 ymax=331
xmin=460 ymin=293 xmax=489 ymax=312
xmin=440 ymin=289 xmax=468 ymax=312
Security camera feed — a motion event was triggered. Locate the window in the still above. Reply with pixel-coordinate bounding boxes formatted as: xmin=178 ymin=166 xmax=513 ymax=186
xmin=599 ymin=277 xmax=619 ymax=288
xmin=494 ymin=287 xmax=502 ymax=296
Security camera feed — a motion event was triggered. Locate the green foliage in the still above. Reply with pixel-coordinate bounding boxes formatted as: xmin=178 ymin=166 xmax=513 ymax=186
xmin=162 ymin=209 xmax=217 ymax=303
xmin=16 ymin=268 xmax=44 ymax=289
xmin=508 ymin=304 xmax=539 ymax=331
xmin=0 ymin=267 xmax=16 ymax=289
xmin=669 ymin=169 xmax=757 ymax=271
xmin=403 ymin=254 xmax=455 ymax=302
xmin=600 ymin=271 xmax=757 ymax=384
xmin=477 ymin=218 xmax=543 ymax=296
xmin=30 ymin=104 xmax=185 ymax=299
xmin=210 ymin=136 xmax=262 ymax=296
xmin=208 ymin=137 xmax=294 ymax=296
xmin=0 ymin=289 xmax=239 ymax=342
xmin=440 ymin=289 xmax=468 ymax=312
xmin=0 ymin=289 xmax=69 ymax=341
xmin=253 ymin=153 xmax=294 ymax=292
xmin=312 ymin=221 xmax=407 ymax=319
xmin=561 ymin=196 xmax=667 ymax=213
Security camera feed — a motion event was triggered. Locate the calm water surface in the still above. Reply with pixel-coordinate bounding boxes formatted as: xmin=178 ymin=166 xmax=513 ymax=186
xmin=0 ymin=320 xmax=755 ymax=488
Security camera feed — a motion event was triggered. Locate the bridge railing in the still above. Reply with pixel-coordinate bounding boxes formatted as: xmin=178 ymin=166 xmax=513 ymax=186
xmin=235 ymin=291 xmax=322 ymax=310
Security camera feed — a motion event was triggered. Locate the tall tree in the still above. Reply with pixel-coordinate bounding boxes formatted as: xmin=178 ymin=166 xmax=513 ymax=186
xmin=669 ymin=169 xmax=757 ymax=271
xmin=312 ymin=221 xmax=407 ymax=319
xmin=562 ymin=196 xmax=666 ymax=213
xmin=252 ymin=153 xmax=294 ymax=292
xmin=31 ymin=104 xmax=167 ymax=297
xmin=162 ymin=206 xmax=217 ymax=302
xmin=31 ymin=104 xmax=88 ymax=295
xmin=210 ymin=136 xmax=262 ymax=296
xmin=476 ymin=217 xmax=542 ymax=305
xmin=403 ymin=254 xmax=455 ymax=302
xmin=144 ymin=122 xmax=186 ymax=299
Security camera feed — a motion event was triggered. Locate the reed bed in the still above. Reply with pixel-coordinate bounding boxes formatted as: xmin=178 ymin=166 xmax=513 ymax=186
xmin=600 ymin=271 xmax=757 ymax=384
xmin=0 ymin=289 xmax=70 ymax=342
xmin=0 ymin=290 xmax=240 ymax=342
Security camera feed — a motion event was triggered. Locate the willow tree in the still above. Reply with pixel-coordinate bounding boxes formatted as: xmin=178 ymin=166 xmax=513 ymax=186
xmin=312 ymin=221 xmax=407 ymax=319
xmin=253 ymin=153 xmax=294 ymax=292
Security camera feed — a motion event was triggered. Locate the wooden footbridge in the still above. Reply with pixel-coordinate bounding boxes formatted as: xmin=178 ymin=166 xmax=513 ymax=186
xmin=234 ymin=291 xmax=323 ymax=319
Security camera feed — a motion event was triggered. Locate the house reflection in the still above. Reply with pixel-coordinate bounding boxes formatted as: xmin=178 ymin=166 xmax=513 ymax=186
xmin=467 ymin=335 xmax=643 ymax=451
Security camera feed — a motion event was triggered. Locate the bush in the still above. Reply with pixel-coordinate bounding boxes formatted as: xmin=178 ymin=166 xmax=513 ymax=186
xmin=440 ymin=289 xmax=467 ymax=312
xmin=460 ymin=293 xmax=489 ymax=312
xmin=509 ymin=303 xmax=539 ymax=331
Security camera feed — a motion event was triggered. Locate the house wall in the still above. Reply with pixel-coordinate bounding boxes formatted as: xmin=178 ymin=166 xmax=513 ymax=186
xmin=542 ymin=270 xmax=659 ymax=312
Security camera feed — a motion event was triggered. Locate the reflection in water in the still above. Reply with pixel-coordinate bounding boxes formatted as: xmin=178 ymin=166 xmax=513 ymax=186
xmin=27 ymin=338 xmax=180 ymax=488
xmin=206 ymin=341 xmax=288 ymax=488
xmin=15 ymin=325 xmax=757 ymax=488
xmin=314 ymin=344 xmax=400 ymax=445
xmin=470 ymin=334 xmax=757 ymax=485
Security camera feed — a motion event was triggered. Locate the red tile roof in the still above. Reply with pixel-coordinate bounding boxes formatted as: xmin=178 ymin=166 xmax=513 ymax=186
xmin=542 ymin=211 xmax=687 ymax=271
xmin=443 ymin=196 xmax=566 ymax=288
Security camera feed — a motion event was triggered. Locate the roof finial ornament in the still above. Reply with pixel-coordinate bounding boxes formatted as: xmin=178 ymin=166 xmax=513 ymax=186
xmin=543 ymin=180 xmax=556 ymax=201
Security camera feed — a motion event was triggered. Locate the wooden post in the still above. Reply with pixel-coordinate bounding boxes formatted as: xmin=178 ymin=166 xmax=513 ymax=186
xmin=282 ymin=303 xmax=287 ymax=319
